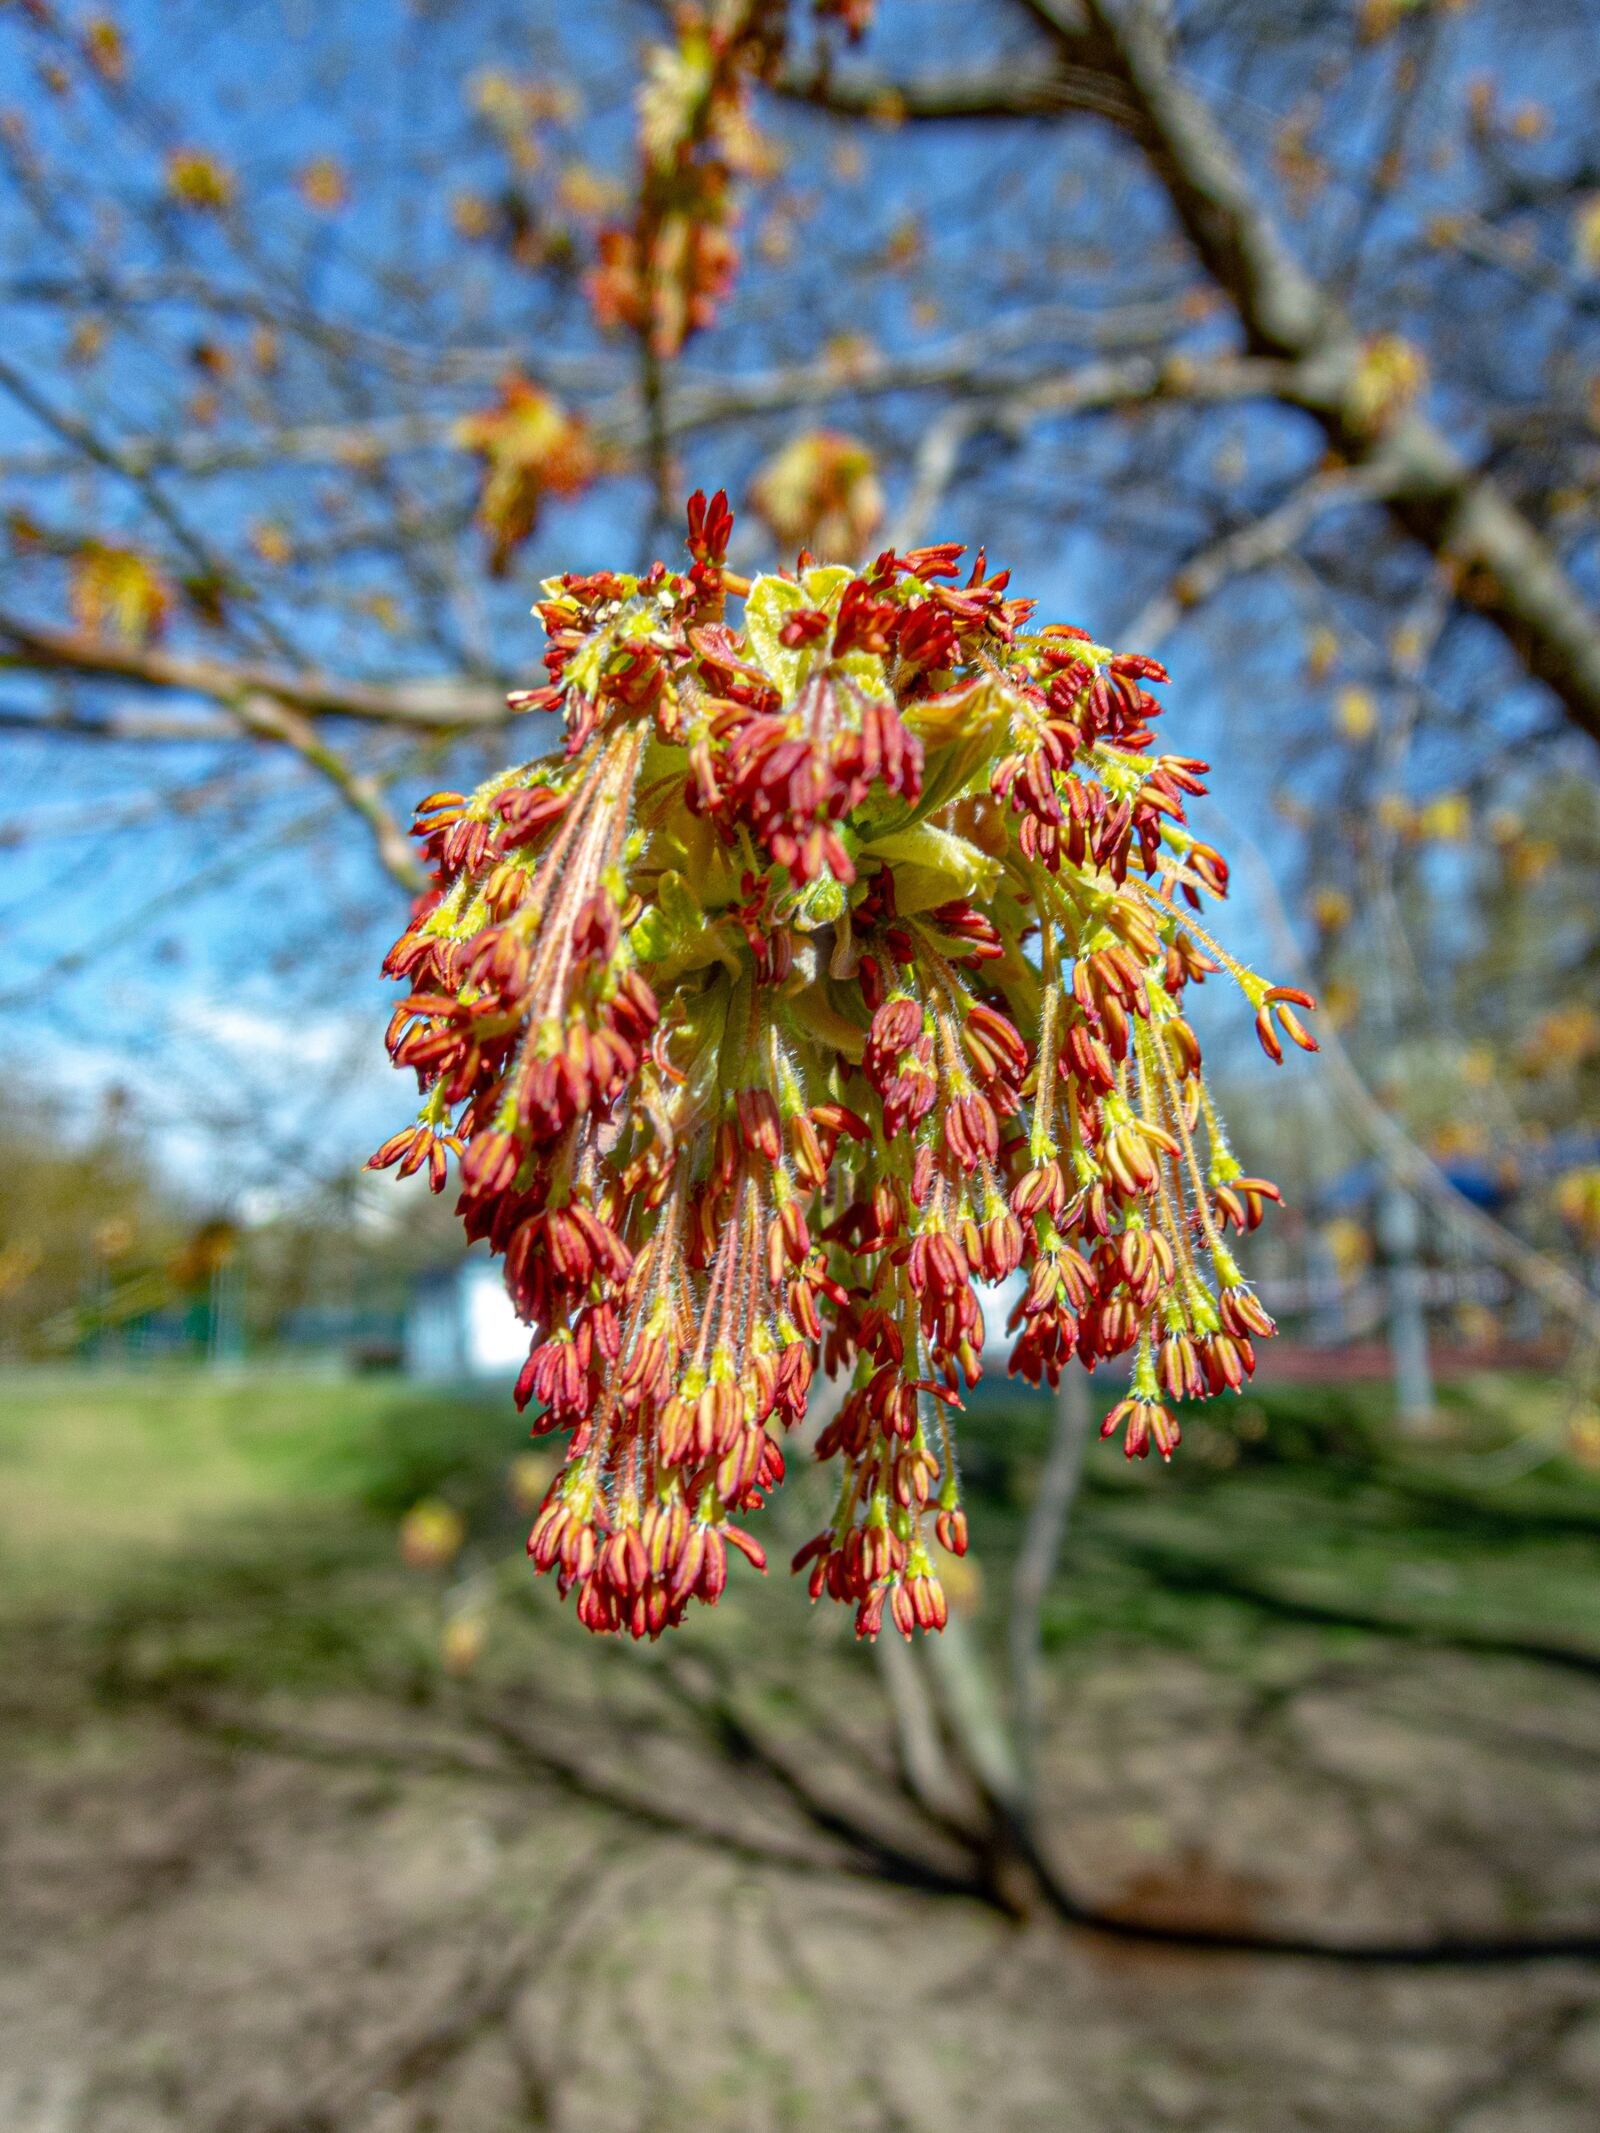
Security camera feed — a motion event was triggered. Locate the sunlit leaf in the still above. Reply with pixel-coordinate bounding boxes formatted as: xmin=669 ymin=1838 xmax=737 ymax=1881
xmin=1309 ymin=886 xmax=1352 ymax=931
xmin=450 ymin=190 xmax=497 ymax=240
xmin=822 ymin=332 xmax=877 ymax=379
xmin=1333 ymin=685 xmax=1378 ymax=741
xmin=70 ymin=543 xmax=172 ymax=644
xmin=250 ymin=522 xmax=292 ymax=567
xmin=166 ymin=147 xmax=235 ymax=212
xmin=1418 ymin=791 xmax=1469 ymax=841
xmin=557 ymin=162 xmax=626 ymax=220
xmin=440 ymin=1613 xmax=487 ymax=1673
xmin=1523 ymin=1007 xmax=1600 ymax=1076
xmin=1304 ymin=626 xmax=1339 ymax=681
xmin=84 ymin=16 xmax=127 ymax=83
xmin=1555 ymin=1166 xmax=1600 ymax=1245
xmin=399 ymin=1498 xmax=466 ymax=1570
xmin=66 ymin=317 xmax=105 ymax=367
xmin=882 ymin=212 xmax=923 ymax=270
xmin=1347 ymin=334 xmax=1428 ymax=432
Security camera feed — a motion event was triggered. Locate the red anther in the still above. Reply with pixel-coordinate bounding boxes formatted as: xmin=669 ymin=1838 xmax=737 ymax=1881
xmin=686 ymin=487 xmax=733 ymax=567
xmin=778 ymin=608 xmax=831 ymax=647
xmin=963 ymin=1000 xmax=1029 ymax=1082
xmin=1219 ymin=1283 xmax=1276 ymax=1341
xmin=496 ymin=783 xmax=570 ymax=842
xmin=735 ymin=1086 xmax=783 ymax=1162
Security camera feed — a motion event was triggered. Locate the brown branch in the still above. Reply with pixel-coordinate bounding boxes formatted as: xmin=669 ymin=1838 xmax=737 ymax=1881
xmin=881 ymin=351 xmax=1295 ymax=548
xmin=0 ymin=349 xmax=307 ymax=672
xmin=0 ymin=618 xmax=486 ymax=887
xmin=1 ymin=267 xmax=618 ymax=391
xmin=815 ymin=3 xmax=1600 ymax=744
xmin=1121 ymin=464 xmax=1401 ymax=649
xmin=886 ymin=403 xmax=978 ymax=551
xmin=224 ymin=691 xmax=424 ymax=892
xmin=0 ymin=350 xmax=227 ymax=587
xmin=773 ymin=59 xmax=1133 ymax=126
xmin=0 ymin=409 xmax=465 ymax=482
xmin=0 ymin=699 xmax=240 ymax=742
xmin=872 ymin=1631 xmax=978 ymax=1832
xmin=1065 ymin=0 xmax=1600 ymax=745
xmin=1006 ymin=1369 xmax=1093 ymax=1799
xmin=681 ymin=340 xmax=1283 ymax=439
xmin=0 ymin=611 xmax=509 ymax=728
xmin=1230 ymin=825 xmax=1600 ymax=1350
xmin=0 ymin=305 xmax=1207 ymax=482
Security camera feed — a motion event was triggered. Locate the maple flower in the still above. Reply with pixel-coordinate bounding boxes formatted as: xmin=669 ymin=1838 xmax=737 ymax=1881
xmin=454 ymin=377 xmax=598 ymax=574
xmin=750 ymin=431 xmax=885 ymax=563
xmin=70 ymin=542 xmax=173 ymax=644
xmin=165 ymin=147 xmax=235 ymax=213
xmin=584 ymin=4 xmax=879 ymax=361
xmin=371 ymin=492 xmax=1317 ymax=1641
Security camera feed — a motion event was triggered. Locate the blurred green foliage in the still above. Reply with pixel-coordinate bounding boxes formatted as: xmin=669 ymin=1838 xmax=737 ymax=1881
xmin=4 ymin=1369 xmax=1598 ymax=1723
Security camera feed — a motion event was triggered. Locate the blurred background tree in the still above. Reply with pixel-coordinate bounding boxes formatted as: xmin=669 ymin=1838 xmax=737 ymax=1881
xmin=4 ymin=15 xmax=1600 ymax=2113
xmin=1 ymin=0 xmax=1594 ymax=1253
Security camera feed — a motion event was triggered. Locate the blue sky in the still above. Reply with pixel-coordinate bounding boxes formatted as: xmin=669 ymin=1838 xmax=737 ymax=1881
xmin=1 ymin=0 xmax=1583 ymax=1206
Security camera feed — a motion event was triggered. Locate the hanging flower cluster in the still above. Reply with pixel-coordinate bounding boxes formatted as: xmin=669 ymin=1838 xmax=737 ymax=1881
xmin=371 ymin=492 xmax=1315 ymax=1640
xmin=586 ymin=4 xmax=782 ymax=360
xmin=454 ymin=376 xmax=598 ymax=575
xmin=750 ymin=430 xmax=885 ymax=564
xmin=586 ymin=1 xmax=874 ymax=359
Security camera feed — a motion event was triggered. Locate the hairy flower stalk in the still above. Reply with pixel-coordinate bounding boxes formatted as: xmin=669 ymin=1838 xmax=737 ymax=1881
xmin=371 ymin=493 xmax=1316 ymax=1639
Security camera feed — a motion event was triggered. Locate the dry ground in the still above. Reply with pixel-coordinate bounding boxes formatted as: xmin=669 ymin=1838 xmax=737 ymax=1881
xmin=2 ymin=1370 xmax=1598 ymax=2133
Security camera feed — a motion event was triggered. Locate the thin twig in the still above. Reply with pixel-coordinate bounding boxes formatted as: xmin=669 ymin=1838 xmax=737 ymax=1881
xmin=0 ymin=610 xmax=509 ymax=727
xmin=1228 ymin=823 xmax=1600 ymax=1348
xmin=225 ymin=691 xmax=423 ymax=892
xmin=1121 ymin=464 xmax=1399 ymax=649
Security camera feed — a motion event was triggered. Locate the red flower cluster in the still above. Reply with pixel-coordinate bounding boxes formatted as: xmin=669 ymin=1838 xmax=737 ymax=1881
xmin=587 ymin=3 xmax=878 ymax=360
xmin=587 ymin=6 xmax=776 ymax=361
xmin=372 ymin=492 xmax=1316 ymax=1639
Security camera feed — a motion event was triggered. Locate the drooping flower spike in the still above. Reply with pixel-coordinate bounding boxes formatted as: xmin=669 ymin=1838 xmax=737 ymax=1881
xmin=371 ymin=493 xmax=1316 ymax=1640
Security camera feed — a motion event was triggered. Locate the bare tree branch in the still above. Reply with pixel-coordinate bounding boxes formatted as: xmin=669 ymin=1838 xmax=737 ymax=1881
xmin=0 ymin=305 xmax=1217 ymax=483
xmin=1122 ymin=464 xmax=1400 ymax=648
xmin=1007 ymin=1370 xmax=1093 ymax=1800
xmin=0 ymin=699 xmax=240 ymax=743
xmin=887 ymin=404 xmax=979 ymax=550
xmin=1231 ymin=826 xmax=1600 ymax=1349
xmin=222 ymin=692 xmax=424 ymax=892
xmin=797 ymin=2 xmax=1600 ymax=745
xmin=1064 ymin=0 xmax=1600 ymax=745
xmin=774 ymin=59 xmax=1132 ymax=126
xmin=0 ymin=613 xmax=510 ymax=729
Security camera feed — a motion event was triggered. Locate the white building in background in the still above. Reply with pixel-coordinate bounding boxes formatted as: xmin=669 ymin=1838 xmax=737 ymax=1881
xmin=976 ymin=1272 xmax=1025 ymax=1363
xmin=404 ymin=1260 xmax=527 ymax=1380
xmin=404 ymin=1262 xmax=1023 ymax=1384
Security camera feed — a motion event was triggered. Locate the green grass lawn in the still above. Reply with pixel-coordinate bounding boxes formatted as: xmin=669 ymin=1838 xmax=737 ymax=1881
xmin=2 ymin=1363 xmax=1596 ymax=1687
xmin=0 ymin=1370 xmax=507 ymax=1615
